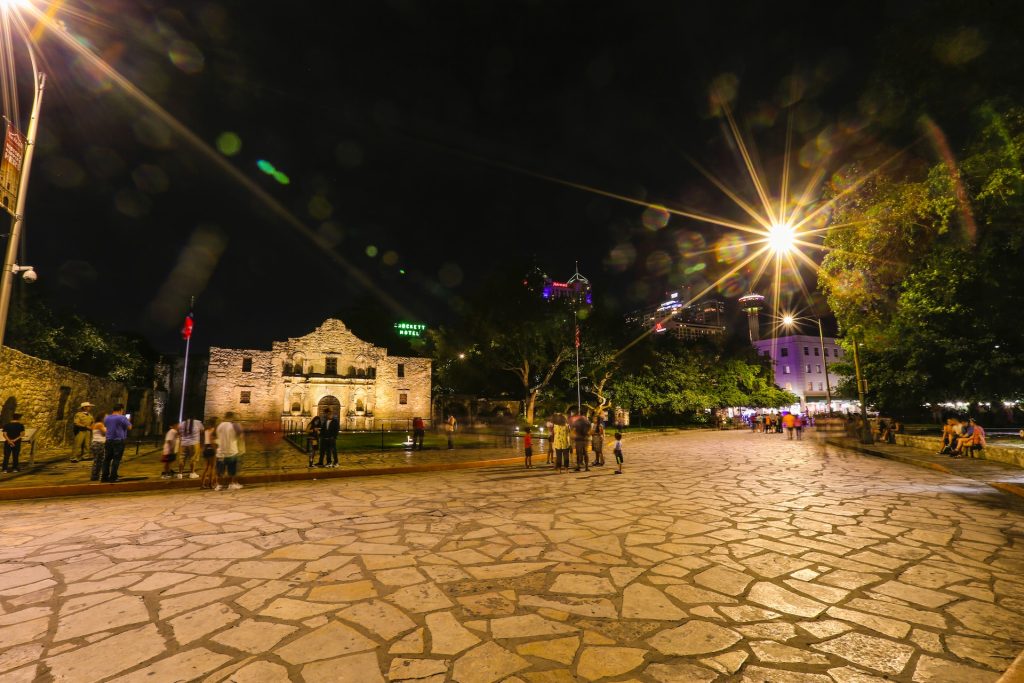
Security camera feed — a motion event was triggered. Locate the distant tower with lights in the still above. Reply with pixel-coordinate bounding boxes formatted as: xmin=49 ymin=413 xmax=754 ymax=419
xmin=739 ymin=293 xmax=766 ymax=342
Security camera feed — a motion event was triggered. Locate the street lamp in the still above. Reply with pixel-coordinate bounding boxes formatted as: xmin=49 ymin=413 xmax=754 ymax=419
xmin=849 ymin=331 xmax=873 ymax=444
xmin=0 ymin=6 xmax=45 ymax=347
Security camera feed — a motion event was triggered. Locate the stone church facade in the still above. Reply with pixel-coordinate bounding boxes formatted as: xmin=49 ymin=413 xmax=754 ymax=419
xmin=204 ymin=319 xmax=431 ymax=430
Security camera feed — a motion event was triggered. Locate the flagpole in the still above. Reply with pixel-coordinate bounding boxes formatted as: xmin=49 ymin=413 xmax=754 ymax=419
xmin=178 ymin=296 xmax=194 ymax=424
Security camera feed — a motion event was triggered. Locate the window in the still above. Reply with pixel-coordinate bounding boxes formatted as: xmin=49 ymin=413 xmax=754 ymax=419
xmin=818 ymin=382 xmax=824 ymax=391
xmin=805 ymin=364 xmax=812 ymax=373
xmin=397 ymin=363 xmax=405 ymax=379
xmin=803 ymin=347 xmax=809 ymax=356
xmin=785 ymin=383 xmax=793 ymax=391
xmin=783 ymin=365 xmax=791 ymax=375
xmin=325 ymin=358 xmax=337 ymax=375
xmin=242 ymin=357 xmax=252 ymax=372
xmin=813 ymin=347 xmax=820 ymax=356
xmin=240 ymin=390 xmax=251 ymax=404
xmin=816 ymin=364 xmax=822 ymax=373
xmin=283 ymin=361 xmax=293 ymax=375
xmin=56 ymin=386 xmax=71 ymax=419
xmin=780 ymin=348 xmax=789 ymax=357
xmin=835 ymin=348 xmax=842 ymax=357
xmin=399 ymin=393 xmax=408 ymax=405
xmin=807 ymin=382 xmax=814 ymax=391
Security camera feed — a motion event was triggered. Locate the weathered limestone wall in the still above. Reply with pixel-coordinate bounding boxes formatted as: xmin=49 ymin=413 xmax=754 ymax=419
xmin=204 ymin=347 xmax=278 ymax=428
xmin=204 ymin=319 xmax=432 ymax=430
xmin=0 ymin=345 xmax=129 ymax=450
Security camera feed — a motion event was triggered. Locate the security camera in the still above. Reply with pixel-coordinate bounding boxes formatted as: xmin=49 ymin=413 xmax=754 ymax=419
xmin=11 ymin=264 xmax=36 ymax=283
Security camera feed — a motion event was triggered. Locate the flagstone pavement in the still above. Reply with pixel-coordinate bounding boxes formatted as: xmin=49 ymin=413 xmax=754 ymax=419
xmin=1 ymin=430 xmax=1023 ymax=682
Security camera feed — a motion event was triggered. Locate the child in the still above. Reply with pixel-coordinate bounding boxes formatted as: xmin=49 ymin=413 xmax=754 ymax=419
xmin=523 ymin=427 xmax=533 ymax=469
xmin=613 ymin=431 xmax=624 ymax=474
xmin=161 ymin=423 xmax=179 ymax=479
xmin=201 ymin=418 xmax=218 ymax=489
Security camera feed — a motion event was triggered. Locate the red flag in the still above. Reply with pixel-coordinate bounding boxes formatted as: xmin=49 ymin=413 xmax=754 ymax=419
xmin=181 ymin=310 xmax=194 ymax=341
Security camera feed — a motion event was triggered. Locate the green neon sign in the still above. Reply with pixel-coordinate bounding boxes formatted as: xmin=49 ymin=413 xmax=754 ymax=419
xmin=394 ymin=321 xmax=427 ymax=337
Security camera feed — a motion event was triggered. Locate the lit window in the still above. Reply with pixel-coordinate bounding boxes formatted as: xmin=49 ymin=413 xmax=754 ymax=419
xmin=807 ymin=382 xmax=814 ymax=391
xmin=325 ymin=358 xmax=337 ymax=375
xmin=816 ymin=364 xmax=822 ymax=373
xmin=399 ymin=393 xmax=408 ymax=405
xmin=783 ymin=365 xmax=791 ymax=375
xmin=780 ymin=348 xmax=789 ymax=357
xmin=805 ymin=364 xmax=811 ymax=373
xmin=818 ymin=382 xmax=824 ymax=391
xmin=242 ymin=357 xmax=252 ymax=372
xmin=397 ymin=363 xmax=405 ymax=378
xmin=785 ymin=383 xmax=793 ymax=390
xmin=240 ymin=390 xmax=251 ymax=404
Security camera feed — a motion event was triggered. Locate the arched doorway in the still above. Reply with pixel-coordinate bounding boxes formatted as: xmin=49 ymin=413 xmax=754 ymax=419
xmin=318 ymin=395 xmax=341 ymax=419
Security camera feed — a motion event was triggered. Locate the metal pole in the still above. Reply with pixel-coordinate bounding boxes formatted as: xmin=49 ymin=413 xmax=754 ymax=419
xmin=817 ymin=318 xmax=833 ymax=415
xmin=177 ymin=333 xmax=190 ymax=424
xmin=850 ymin=332 xmax=873 ymax=444
xmin=0 ymin=43 xmax=44 ymax=347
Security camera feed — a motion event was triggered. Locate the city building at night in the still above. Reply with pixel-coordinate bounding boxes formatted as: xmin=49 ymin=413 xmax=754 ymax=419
xmin=753 ymin=334 xmax=855 ymax=414
xmin=205 ymin=319 xmax=431 ymax=431
xmin=625 ymin=293 xmax=726 ymax=341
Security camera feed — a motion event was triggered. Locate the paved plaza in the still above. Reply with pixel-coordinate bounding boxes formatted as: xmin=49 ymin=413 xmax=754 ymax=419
xmin=1 ymin=431 xmax=1023 ymax=682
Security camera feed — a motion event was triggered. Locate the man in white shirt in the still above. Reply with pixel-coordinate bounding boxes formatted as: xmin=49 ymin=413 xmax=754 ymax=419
xmin=214 ymin=412 xmax=245 ymax=490
xmin=178 ymin=417 xmax=204 ymax=480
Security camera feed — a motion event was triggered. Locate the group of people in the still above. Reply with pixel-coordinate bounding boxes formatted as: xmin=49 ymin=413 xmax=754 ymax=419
xmin=160 ymin=413 xmax=245 ymax=490
xmin=540 ymin=410 xmax=623 ymax=475
xmin=749 ymin=412 xmax=809 ymax=439
xmin=939 ymin=417 xmax=987 ymax=458
xmin=305 ymin=409 xmax=341 ymax=468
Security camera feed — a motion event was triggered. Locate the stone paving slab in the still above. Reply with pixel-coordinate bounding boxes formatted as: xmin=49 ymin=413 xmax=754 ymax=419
xmin=827 ymin=437 xmax=1024 ymax=501
xmin=1 ymin=430 xmax=1024 ymax=682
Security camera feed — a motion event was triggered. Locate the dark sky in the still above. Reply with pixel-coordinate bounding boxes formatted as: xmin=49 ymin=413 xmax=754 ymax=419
xmin=10 ymin=0 xmax=990 ymax=352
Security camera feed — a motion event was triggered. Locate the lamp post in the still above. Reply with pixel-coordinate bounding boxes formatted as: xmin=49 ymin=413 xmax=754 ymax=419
xmin=816 ymin=318 xmax=833 ymax=415
xmin=849 ymin=331 xmax=873 ymax=444
xmin=0 ymin=9 xmax=45 ymax=347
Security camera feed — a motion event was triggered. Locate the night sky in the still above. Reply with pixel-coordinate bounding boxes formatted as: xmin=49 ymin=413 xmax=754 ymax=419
xmin=12 ymin=0 xmax=1008 ymax=353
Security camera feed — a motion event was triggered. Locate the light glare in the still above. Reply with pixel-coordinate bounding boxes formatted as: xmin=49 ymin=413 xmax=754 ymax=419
xmin=768 ymin=222 xmax=796 ymax=254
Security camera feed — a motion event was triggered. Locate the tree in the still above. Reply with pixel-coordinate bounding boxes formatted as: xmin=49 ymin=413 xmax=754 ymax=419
xmin=6 ymin=290 xmax=156 ymax=386
xmin=819 ymin=105 xmax=1024 ymax=416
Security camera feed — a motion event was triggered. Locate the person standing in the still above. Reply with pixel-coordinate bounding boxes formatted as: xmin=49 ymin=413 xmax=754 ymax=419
xmin=214 ymin=412 xmax=244 ymax=490
xmin=613 ymin=431 xmax=624 ymax=474
xmin=89 ymin=413 xmax=106 ymax=481
xmin=523 ymin=427 xmax=533 ymax=469
xmin=321 ymin=410 xmax=339 ymax=467
xmin=71 ymin=402 xmax=94 ymax=462
xmin=445 ymin=414 xmax=457 ymax=449
xmin=308 ymin=413 xmax=324 ymax=467
xmin=200 ymin=418 xmax=218 ymax=489
xmin=412 ymin=416 xmax=425 ymax=450
xmin=783 ymin=412 xmax=796 ymax=440
xmin=570 ymin=410 xmax=591 ymax=472
xmin=160 ymin=423 xmax=179 ymax=479
xmin=590 ymin=417 xmax=605 ymax=466
xmin=2 ymin=413 xmax=25 ymax=473
xmin=178 ymin=417 xmax=203 ymax=479
xmin=795 ymin=414 xmax=805 ymax=441
xmin=101 ymin=405 xmax=131 ymax=483
xmin=552 ymin=414 xmax=570 ymax=474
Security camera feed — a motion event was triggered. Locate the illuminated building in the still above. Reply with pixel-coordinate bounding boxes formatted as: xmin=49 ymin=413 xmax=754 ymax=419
xmin=753 ymin=335 xmax=854 ymax=415
xmin=626 ymin=293 xmax=726 ymax=341
xmin=542 ymin=265 xmax=592 ymax=305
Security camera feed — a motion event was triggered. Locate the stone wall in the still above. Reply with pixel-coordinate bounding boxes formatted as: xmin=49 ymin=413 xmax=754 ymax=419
xmin=896 ymin=433 xmax=1024 ymax=468
xmin=204 ymin=319 xmax=432 ymax=431
xmin=0 ymin=345 xmax=129 ymax=451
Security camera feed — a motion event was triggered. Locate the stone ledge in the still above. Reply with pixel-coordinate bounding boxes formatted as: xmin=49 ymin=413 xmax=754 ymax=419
xmin=897 ymin=433 xmax=1024 ymax=468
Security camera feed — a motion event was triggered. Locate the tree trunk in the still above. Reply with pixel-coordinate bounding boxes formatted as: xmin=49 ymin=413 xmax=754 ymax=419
xmin=525 ymin=390 xmax=539 ymax=425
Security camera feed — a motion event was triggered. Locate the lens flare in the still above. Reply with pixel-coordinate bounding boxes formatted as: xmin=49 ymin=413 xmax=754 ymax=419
xmin=767 ymin=222 xmax=796 ymax=254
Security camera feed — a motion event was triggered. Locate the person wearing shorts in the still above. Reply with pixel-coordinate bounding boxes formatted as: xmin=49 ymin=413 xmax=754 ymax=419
xmin=613 ymin=432 xmax=624 ymax=474
xmin=214 ymin=412 xmax=244 ymax=490
xmin=178 ymin=417 xmax=203 ymax=479
xmin=160 ymin=424 xmax=179 ymax=479
xmin=523 ymin=428 xmax=533 ymax=469
xmin=201 ymin=418 xmax=218 ymax=489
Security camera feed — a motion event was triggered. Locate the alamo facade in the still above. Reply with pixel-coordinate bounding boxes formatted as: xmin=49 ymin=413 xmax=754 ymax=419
xmin=204 ymin=319 xmax=431 ymax=430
